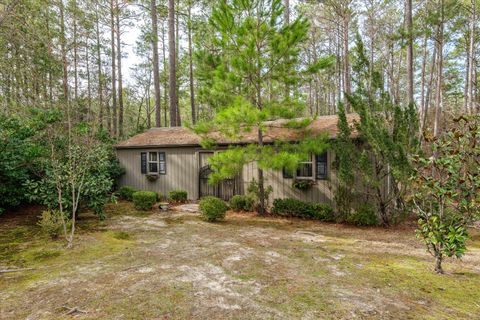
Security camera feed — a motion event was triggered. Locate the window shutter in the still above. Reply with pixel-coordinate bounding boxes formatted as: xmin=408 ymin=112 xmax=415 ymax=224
xmin=315 ymin=152 xmax=328 ymax=180
xmin=141 ymin=152 xmax=147 ymax=174
xmin=159 ymin=152 xmax=166 ymax=174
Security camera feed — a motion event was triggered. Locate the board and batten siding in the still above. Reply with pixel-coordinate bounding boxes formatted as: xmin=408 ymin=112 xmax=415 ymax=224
xmin=116 ymin=147 xmax=383 ymax=208
xmin=116 ymin=147 xmax=205 ymax=200
xmin=241 ymin=149 xmax=337 ymax=206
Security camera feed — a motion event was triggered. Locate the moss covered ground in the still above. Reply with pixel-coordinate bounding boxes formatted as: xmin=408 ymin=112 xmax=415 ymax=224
xmin=0 ymin=202 xmax=479 ymax=319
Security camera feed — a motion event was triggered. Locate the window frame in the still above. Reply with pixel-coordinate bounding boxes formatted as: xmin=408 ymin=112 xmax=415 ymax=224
xmin=281 ymin=152 xmax=328 ymax=181
xmin=146 ymin=151 xmax=166 ymax=175
xmin=315 ymin=152 xmax=328 ymax=180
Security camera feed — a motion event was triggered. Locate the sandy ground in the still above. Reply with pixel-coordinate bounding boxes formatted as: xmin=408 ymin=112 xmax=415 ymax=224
xmin=0 ymin=202 xmax=479 ymax=319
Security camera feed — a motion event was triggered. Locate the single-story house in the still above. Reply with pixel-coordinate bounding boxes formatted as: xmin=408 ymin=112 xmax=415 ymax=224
xmin=114 ymin=114 xmax=359 ymax=206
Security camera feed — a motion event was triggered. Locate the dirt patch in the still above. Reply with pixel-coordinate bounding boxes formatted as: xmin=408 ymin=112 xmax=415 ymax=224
xmin=1 ymin=202 xmax=480 ymax=319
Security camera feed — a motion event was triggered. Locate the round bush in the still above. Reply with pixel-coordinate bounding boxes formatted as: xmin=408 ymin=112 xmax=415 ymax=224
xmin=229 ymin=195 xmax=254 ymax=212
xmin=199 ymin=196 xmax=228 ymax=222
xmin=169 ymin=189 xmax=188 ymax=202
xmin=347 ymin=204 xmax=378 ymax=226
xmin=119 ymin=186 xmax=137 ymax=201
xmin=132 ymin=191 xmax=157 ymax=210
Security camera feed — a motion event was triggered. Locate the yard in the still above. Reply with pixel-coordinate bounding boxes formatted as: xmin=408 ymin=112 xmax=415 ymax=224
xmin=1 ymin=202 xmax=479 ymax=320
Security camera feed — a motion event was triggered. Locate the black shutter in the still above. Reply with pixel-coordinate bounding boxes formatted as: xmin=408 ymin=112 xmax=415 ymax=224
xmin=282 ymin=167 xmax=293 ymax=179
xmin=316 ymin=152 xmax=328 ymax=180
xmin=159 ymin=152 xmax=166 ymax=174
xmin=141 ymin=152 xmax=147 ymax=174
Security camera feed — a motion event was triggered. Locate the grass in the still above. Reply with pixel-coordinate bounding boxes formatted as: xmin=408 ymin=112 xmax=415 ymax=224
xmin=0 ymin=201 xmax=479 ymax=319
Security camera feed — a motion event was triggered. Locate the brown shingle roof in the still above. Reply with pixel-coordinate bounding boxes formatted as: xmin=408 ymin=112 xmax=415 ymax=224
xmin=115 ymin=114 xmax=359 ymax=149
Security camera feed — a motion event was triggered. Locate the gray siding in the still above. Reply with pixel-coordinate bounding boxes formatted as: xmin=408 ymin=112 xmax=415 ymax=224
xmin=241 ymin=150 xmax=337 ymax=206
xmin=117 ymin=147 xmax=342 ymax=205
xmin=117 ymin=147 xmax=205 ymax=199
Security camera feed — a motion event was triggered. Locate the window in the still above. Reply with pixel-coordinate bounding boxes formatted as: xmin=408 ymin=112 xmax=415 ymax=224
xmin=145 ymin=152 xmax=166 ymax=174
xmin=316 ymin=152 xmax=328 ymax=180
xmin=296 ymin=159 xmax=313 ymax=179
xmin=282 ymin=167 xmax=293 ymax=179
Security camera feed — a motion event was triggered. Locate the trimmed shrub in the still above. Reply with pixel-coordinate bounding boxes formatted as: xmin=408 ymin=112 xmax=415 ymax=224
xmin=347 ymin=204 xmax=379 ymax=226
xmin=229 ymin=195 xmax=254 ymax=212
xmin=119 ymin=186 xmax=137 ymax=201
xmin=199 ymin=196 xmax=228 ymax=222
xmin=37 ymin=210 xmax=69 ymax=239
xmin=272 ymin=198 xmax=334 ymax=222
xmin=156 ymin=192 xmax=166 ymax=202
xmin=132 ymin=191 xmax=157 ymax=210
xmin=169 ymin=189 xmax=188 ymax=202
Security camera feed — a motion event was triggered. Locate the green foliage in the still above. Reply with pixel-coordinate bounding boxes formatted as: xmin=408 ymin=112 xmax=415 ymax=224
xmin=37 ymin=209 xmax=69 ymax=239
xmin=334 ymin=35 xmax=419 ymax=226
xmin=194 ymin=0 xmax=331 ymax=213
xmin=199 ymin=196 xmax=228 ymax=222
xmin=292 ymin=179 xmax=315 ymax=190
xmin=119 ymin=186 xmax=137 ymax=201
xmin=27 ymin=142 xmax=116 ymax=219
xmin=169 ymin=190 xmax=188 ymax=202
xmin=132 ymin=191 xmax=157 ymax=211
xmin=272 ymin=198 xmax=334 ymax=222
xmin=246 ymin=178 xmax=273 ymax=209
xmin=346 ymin=204 xmax=379 ymax=226
xmin=229 ymin=195 xmax=254 ymax=212
xmin=0 ymin=113 xmax=49 ymax=213
xmin=412 ymin=115 xmax=480 ymax=273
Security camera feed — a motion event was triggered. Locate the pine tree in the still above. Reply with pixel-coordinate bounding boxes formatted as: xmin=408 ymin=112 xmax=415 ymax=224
xmin=195 ymin=0 xmax=331 ymax=214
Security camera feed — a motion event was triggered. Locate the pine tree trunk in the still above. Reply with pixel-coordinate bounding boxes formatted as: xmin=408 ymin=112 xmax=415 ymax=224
xmin=420 ymin=33 xmax=428 ymax=123
xmin=406 ymin=0 xmax=414 ymax=105
xmin=95 ymin=1 xmax=104 ymax=130
xmin=116 ymin=0 xmax=124 ymax=137
xmin=467 ymin=0 xmax=476 ymax=112
xmin=110 ymin=0 xmax=117 ymax=136
xmin=343 ymin=14 xmax=351 ymax=112
xmin=168 ymin=0 xmax=177 ymax=126
xmin=187 ymin=1 xmax=196 ymax=124
xmin=59 ymin=0 xmax=69 ymax=105
xmin=162 ymin=18 xmax=168 ymax=126
xmin=86 ymin=41 xmax=92 ymax=122
xmin=433 ymin=3 xmax=444 ymax=138
xmin=151 ymin=0 xmax=162 ymax=127
xmin=73 ymin=0 xmax=78 ymax=102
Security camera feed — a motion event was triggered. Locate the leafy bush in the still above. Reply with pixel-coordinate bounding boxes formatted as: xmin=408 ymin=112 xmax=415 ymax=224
xmin=229 ymin=195 xmax=254 ymax=212
xmin=199 ymin=196 xmax=228 ymax=222
xmin=156 ymin=192 xmax=166 ymax=202
xmin=246 ymin=178 xmax=273 ymax=209
xmin=272 ymin=198 xmax=334 ymax=222
xmin=37 ymin=210 xmax=69 ymax=239
xmin=169 ymin=189 xmax=188 ymax=202
xmin=132 ymin=191 xmax=157 ymax=210
xmin=119 ymin=186 xmax=137 ymax=201
xmin=0 ymin=114 xmax=45 ymax=214
xmin=347 ymin=204 xmax=379 ymax=226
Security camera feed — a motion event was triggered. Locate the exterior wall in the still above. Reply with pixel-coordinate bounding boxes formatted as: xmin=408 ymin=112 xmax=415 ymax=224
xmin=117 ymin=147 xmax=385 ymax=208
xmin=116 ymin=147 xmax=206 ymax=200
xmin=241 ymin=150 xmax=338 ymax=207
xmin=117 ymin=147 xmax=341 ymax=205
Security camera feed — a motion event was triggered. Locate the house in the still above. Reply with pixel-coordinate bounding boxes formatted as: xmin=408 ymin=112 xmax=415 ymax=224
xmin=114 ymin=114 xmax=359 ymax=205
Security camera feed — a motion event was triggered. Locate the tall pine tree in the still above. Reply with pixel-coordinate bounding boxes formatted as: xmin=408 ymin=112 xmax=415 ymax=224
xmin=195 ymin=0 xmax=331 ymax=213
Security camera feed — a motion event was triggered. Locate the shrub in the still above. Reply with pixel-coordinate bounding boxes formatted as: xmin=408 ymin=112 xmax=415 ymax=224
xmin=347 ymin=204 xmax=379 ymax=226
xmin=119 ymin=186 xmax=137 ymax=201
xmin=272 ymin=198 xmax=334 ymax=222
xmin=132 ymin=191 xmax=157 ymax=210
xmin=229 ymin=195 xmax=254 ymax=212
xmin=156 ymin=192 xmax=166 ymax=202
xmin=169 ymin=189 xmax=188 ymax=202
xmin=37 ymin=210 xmax=69 ymax=239
xmin=199 ymin=196 xmax=228 ymax=222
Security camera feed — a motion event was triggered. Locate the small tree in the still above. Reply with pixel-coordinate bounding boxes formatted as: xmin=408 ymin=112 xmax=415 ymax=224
xmin=334 ymin=35 xmax=419 ymax=225
xmin=412 ymin=115 xmax=480 ymax=274
xmin=195 ymin=0 xmax=332 ymax=213
xmin=27 ymin=121 xmax=118 ymax=248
